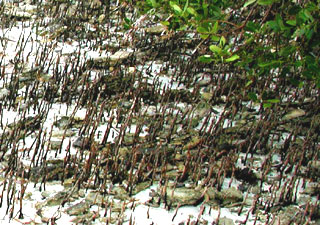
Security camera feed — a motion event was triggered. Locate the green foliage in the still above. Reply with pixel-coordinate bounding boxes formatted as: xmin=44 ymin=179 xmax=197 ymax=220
xmin=123 ymin=17 xmax=133 ymax=30
xmin=135 ymin=0 xmax=230 ymax=30
xmin=134 ymin=0 xmax=320 ymax=101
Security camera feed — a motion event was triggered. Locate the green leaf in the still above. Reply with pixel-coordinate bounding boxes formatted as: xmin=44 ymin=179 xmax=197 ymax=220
xmin=123 ymin=17 xmax=132 ymax=30
xmin=198 ymin=55 xmax=214 ymax=63
xmin=263 ymin=103 xmax=272 ymax=108
xmin=124 ymin=23 xmax=131 ymax=30
xmin=245 ymin=21 xmax=259 ymax=32
xmin=294 ymin=28 xmax=305 ymax=37
xmin=257 ymin=0 xmax=275 ymax=6
xmin=286 ymin=20 xmax=296 ymax=26
xmin=302 ymin=70 xmax=313 ymax=79
xmin=248 ymin=92 xmax=258 ymax=101
xmin=211 ymin=35 xmax=220 ymax=41
xmin=305 ymin=55 xmax=315 ymax=64
xmin=148 ymin=0 xmax=159 ymax=8
xmin=197 ymin=26 xmax=208 ymax=33
xmin=245 ymin=80 xmax=253 ymax=87
xmin=200 ymin=34 xmax=209 ymax=39
xmin=279 ymin=46 xmax=296 ymax=57
xmin=289 ymin=78 xmax=300 ymax=86
xmin=219 ymin=36 xmax=226 ymax=47
xmin=266 ymin=99 xmax=280 ymax=103
xmin=294 ymin=60 xmax=303 ymax=67
xmin=244 ymin=0 xmax=257 ymax=7
xmin=267 ymin=21 xmax=279 ymax=31
xmin=202 ymin=3 xmax=208 ymax=17
xmin=160 ymin=21 xmax=170 ymax=26
xmin=275 ymin=14 xmax=286 ymax=31
xmin=177 ymin=24 xmax=188 ymax=31
xmin=124 ymin=17 xmax=131 ymax=24
xmin=225 ymin=54 xmax=240 ymax=62
xmin=258 ymin=60 xmax=280 ymax=68
xmin=245 ymin=36 xmax=254 ymax=44
xmin=306 ymin=2 xmax=317 ymax=11
xmin=308 ymin=64 xmax=319 ymax=73
xmin=304 ymin=26 xmax=314 ymax=40
xmin=298 ymin=9 xmax=314 ymax=22
xmin=187 ymin=7 xmax=197 ymax=16
xmin=209 ymin=45 xmax=222 ymax=54
xmin=182 ymin=0 xmax=189 ymax=16
xmin=212 ymin=21 xmax=219 ymax=34
xmin=169 ymin=1 xmax=182 ymax=15
xmin=303 ymin=9 xmax=314 ymax=22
